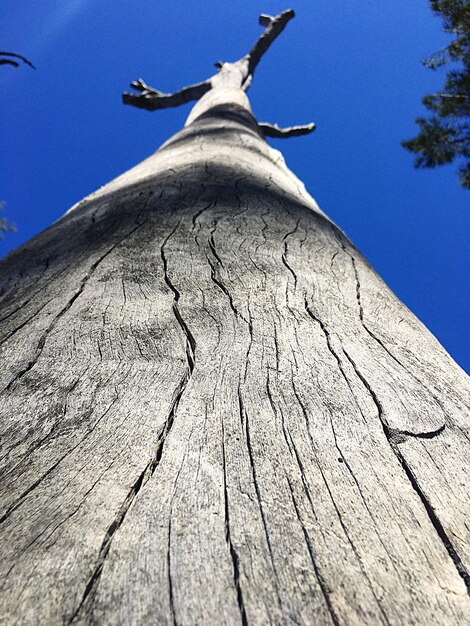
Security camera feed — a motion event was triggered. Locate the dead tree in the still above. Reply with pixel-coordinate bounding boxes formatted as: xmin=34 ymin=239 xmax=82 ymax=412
xmin=0 ymin=10 xmax=469 ymax=626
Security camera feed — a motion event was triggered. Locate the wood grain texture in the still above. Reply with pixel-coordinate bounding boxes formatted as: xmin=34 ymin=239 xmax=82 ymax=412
xmin=0 ymin=95 xmax=469 ymax=625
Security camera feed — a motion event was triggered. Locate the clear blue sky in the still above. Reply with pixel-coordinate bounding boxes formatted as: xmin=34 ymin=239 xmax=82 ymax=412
xmin=1 ymin=1 xmax=469 ymax=372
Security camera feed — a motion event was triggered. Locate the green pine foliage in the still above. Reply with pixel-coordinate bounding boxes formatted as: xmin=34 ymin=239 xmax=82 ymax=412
xmin=402 ymin=0 xmax=470 ymax=188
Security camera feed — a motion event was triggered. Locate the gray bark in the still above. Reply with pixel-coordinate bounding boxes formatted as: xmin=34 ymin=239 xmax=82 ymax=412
xmin=0 ymin=82 xmax=469 ymax=626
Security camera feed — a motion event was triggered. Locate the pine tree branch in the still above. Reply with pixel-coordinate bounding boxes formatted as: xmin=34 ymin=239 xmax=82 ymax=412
xmin=258 ymin=122 xmax=316 ymax=138
xmin=432 ymin=93 xmax=469 ymax=99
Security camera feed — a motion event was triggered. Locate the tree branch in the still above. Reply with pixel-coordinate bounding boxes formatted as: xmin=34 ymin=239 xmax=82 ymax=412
xmin=0 ymin=51 xmax=35 ymax=69
xmin=431 ymin=93 xmax=469 ymax=99
xmin=258 ymin=122 xmax=316 ymax=138
xmin=122 ymin=9 xmax=297 ymax=111
xmin=0 ymin=59 xmax=19 ymax=68
xmin=246 ymin=9 xmax=295 ymax=76
xmin=122 ymin=79 xmax=211 ymax=111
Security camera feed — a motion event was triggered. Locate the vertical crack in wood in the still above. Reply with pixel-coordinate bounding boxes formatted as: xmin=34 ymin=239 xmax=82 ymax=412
xmin=281 ymin=242 xmax=298 ymax=290
xmin=0 ymin=295 xmax=36 ymax=323
xmin=296 ymin=305 xmax=407 ymax=602
xmin=68 ymin=370 xmax=192 ymax=623
xmin=272 ymin=325 xmax=280 ymax=372
xmin=205 ymin=225 xmax=248 ymax=325
xmin=166 ymin=453 xmax=189 ymax=626
xmin=349 ymin=254 xmax=405 ymax=370
xmin=245 ymin=305 xmax=254 ymax=384
xmin=303 ymin=299 xmax=357 ymax=399
xmin=285 ymin=474 xmax=341 ymax=626
xmin=7 ymin=454 xmax=120 ymax=575
xmin=305 ymin=274 xmax=466 ymax=597
xmin=0 ymin=297 xmax=55 ymax=346
xmin=221 ymin=420 xmax=248 ymax=626
xmin=266 ymin=373 xmax=344 ymax=625
xmin=328 ymin=226 xmax=405 ymax=370
xmin=0 ymin=248 xmax=91 ymax=327
xmin=191 ymin=200 xmax=214 ymax=230
xmin=208 ymin=231 xmax=225 ymax=269
xmin=238 ymin=384 xmax=283 ymax=611
xmin=167 ymin=515 xmax=177 ymax=626
xmin=290 ymin=376 xmax=393 ymax=623
xmin=237 ymin=384 xmax=245 ymax=430
xmin=0 ymin=385 xmax=120 ymax=525
xmin=0 ymin=372 xmax=79 ymax=468
xmin=266 ymin=372 xmax=294 ymax=462
xmin=160 ymin=223 xmax=196 ymax=371
xmin=68 ymin=223 xmax=197 ymax=623
xmin=347 ymin=247 xmax=459 ymax=432
xmin=166 ymin=454 xmax=186 ymax=626
xmin=2 ymin=220 xmax=145 ymax=393
xmin=341 ymin=348 xmax=470 ymax=594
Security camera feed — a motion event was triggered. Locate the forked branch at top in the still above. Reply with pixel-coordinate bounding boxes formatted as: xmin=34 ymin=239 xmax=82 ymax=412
xmin=123 ymin=9 xmax=295 ymax=110
xmin=122 ymin=9 xmax=315 ymax=138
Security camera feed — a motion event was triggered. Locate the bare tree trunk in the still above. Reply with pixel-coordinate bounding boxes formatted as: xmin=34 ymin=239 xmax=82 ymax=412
xmin=0 ymin=91 xmax=469 ymax=625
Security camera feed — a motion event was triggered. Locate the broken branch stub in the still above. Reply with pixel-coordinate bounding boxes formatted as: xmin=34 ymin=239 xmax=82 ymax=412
xmin=259 ymin=14 xmax=275 ymax=27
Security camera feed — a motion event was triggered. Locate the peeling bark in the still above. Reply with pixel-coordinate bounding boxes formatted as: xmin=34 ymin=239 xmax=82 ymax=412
xmin=1 ymin=12 xmax=470 ymax=626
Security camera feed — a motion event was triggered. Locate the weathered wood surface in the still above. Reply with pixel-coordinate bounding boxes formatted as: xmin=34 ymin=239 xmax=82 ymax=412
xmin=1 ymin=95 xmax=469 ymax=625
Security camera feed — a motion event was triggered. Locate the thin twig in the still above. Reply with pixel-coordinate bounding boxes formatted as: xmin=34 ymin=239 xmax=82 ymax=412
xmin=0 ymin=51 xmax=35 ymax=69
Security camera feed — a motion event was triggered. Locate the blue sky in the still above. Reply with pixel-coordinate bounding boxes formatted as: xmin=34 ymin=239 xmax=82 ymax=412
xmin=1 ymin=1 xmax=469 ymax=372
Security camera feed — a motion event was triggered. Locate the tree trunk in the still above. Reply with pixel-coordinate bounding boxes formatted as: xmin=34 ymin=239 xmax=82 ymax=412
xmin=1 ymin=93 xmax=469 ymax=625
